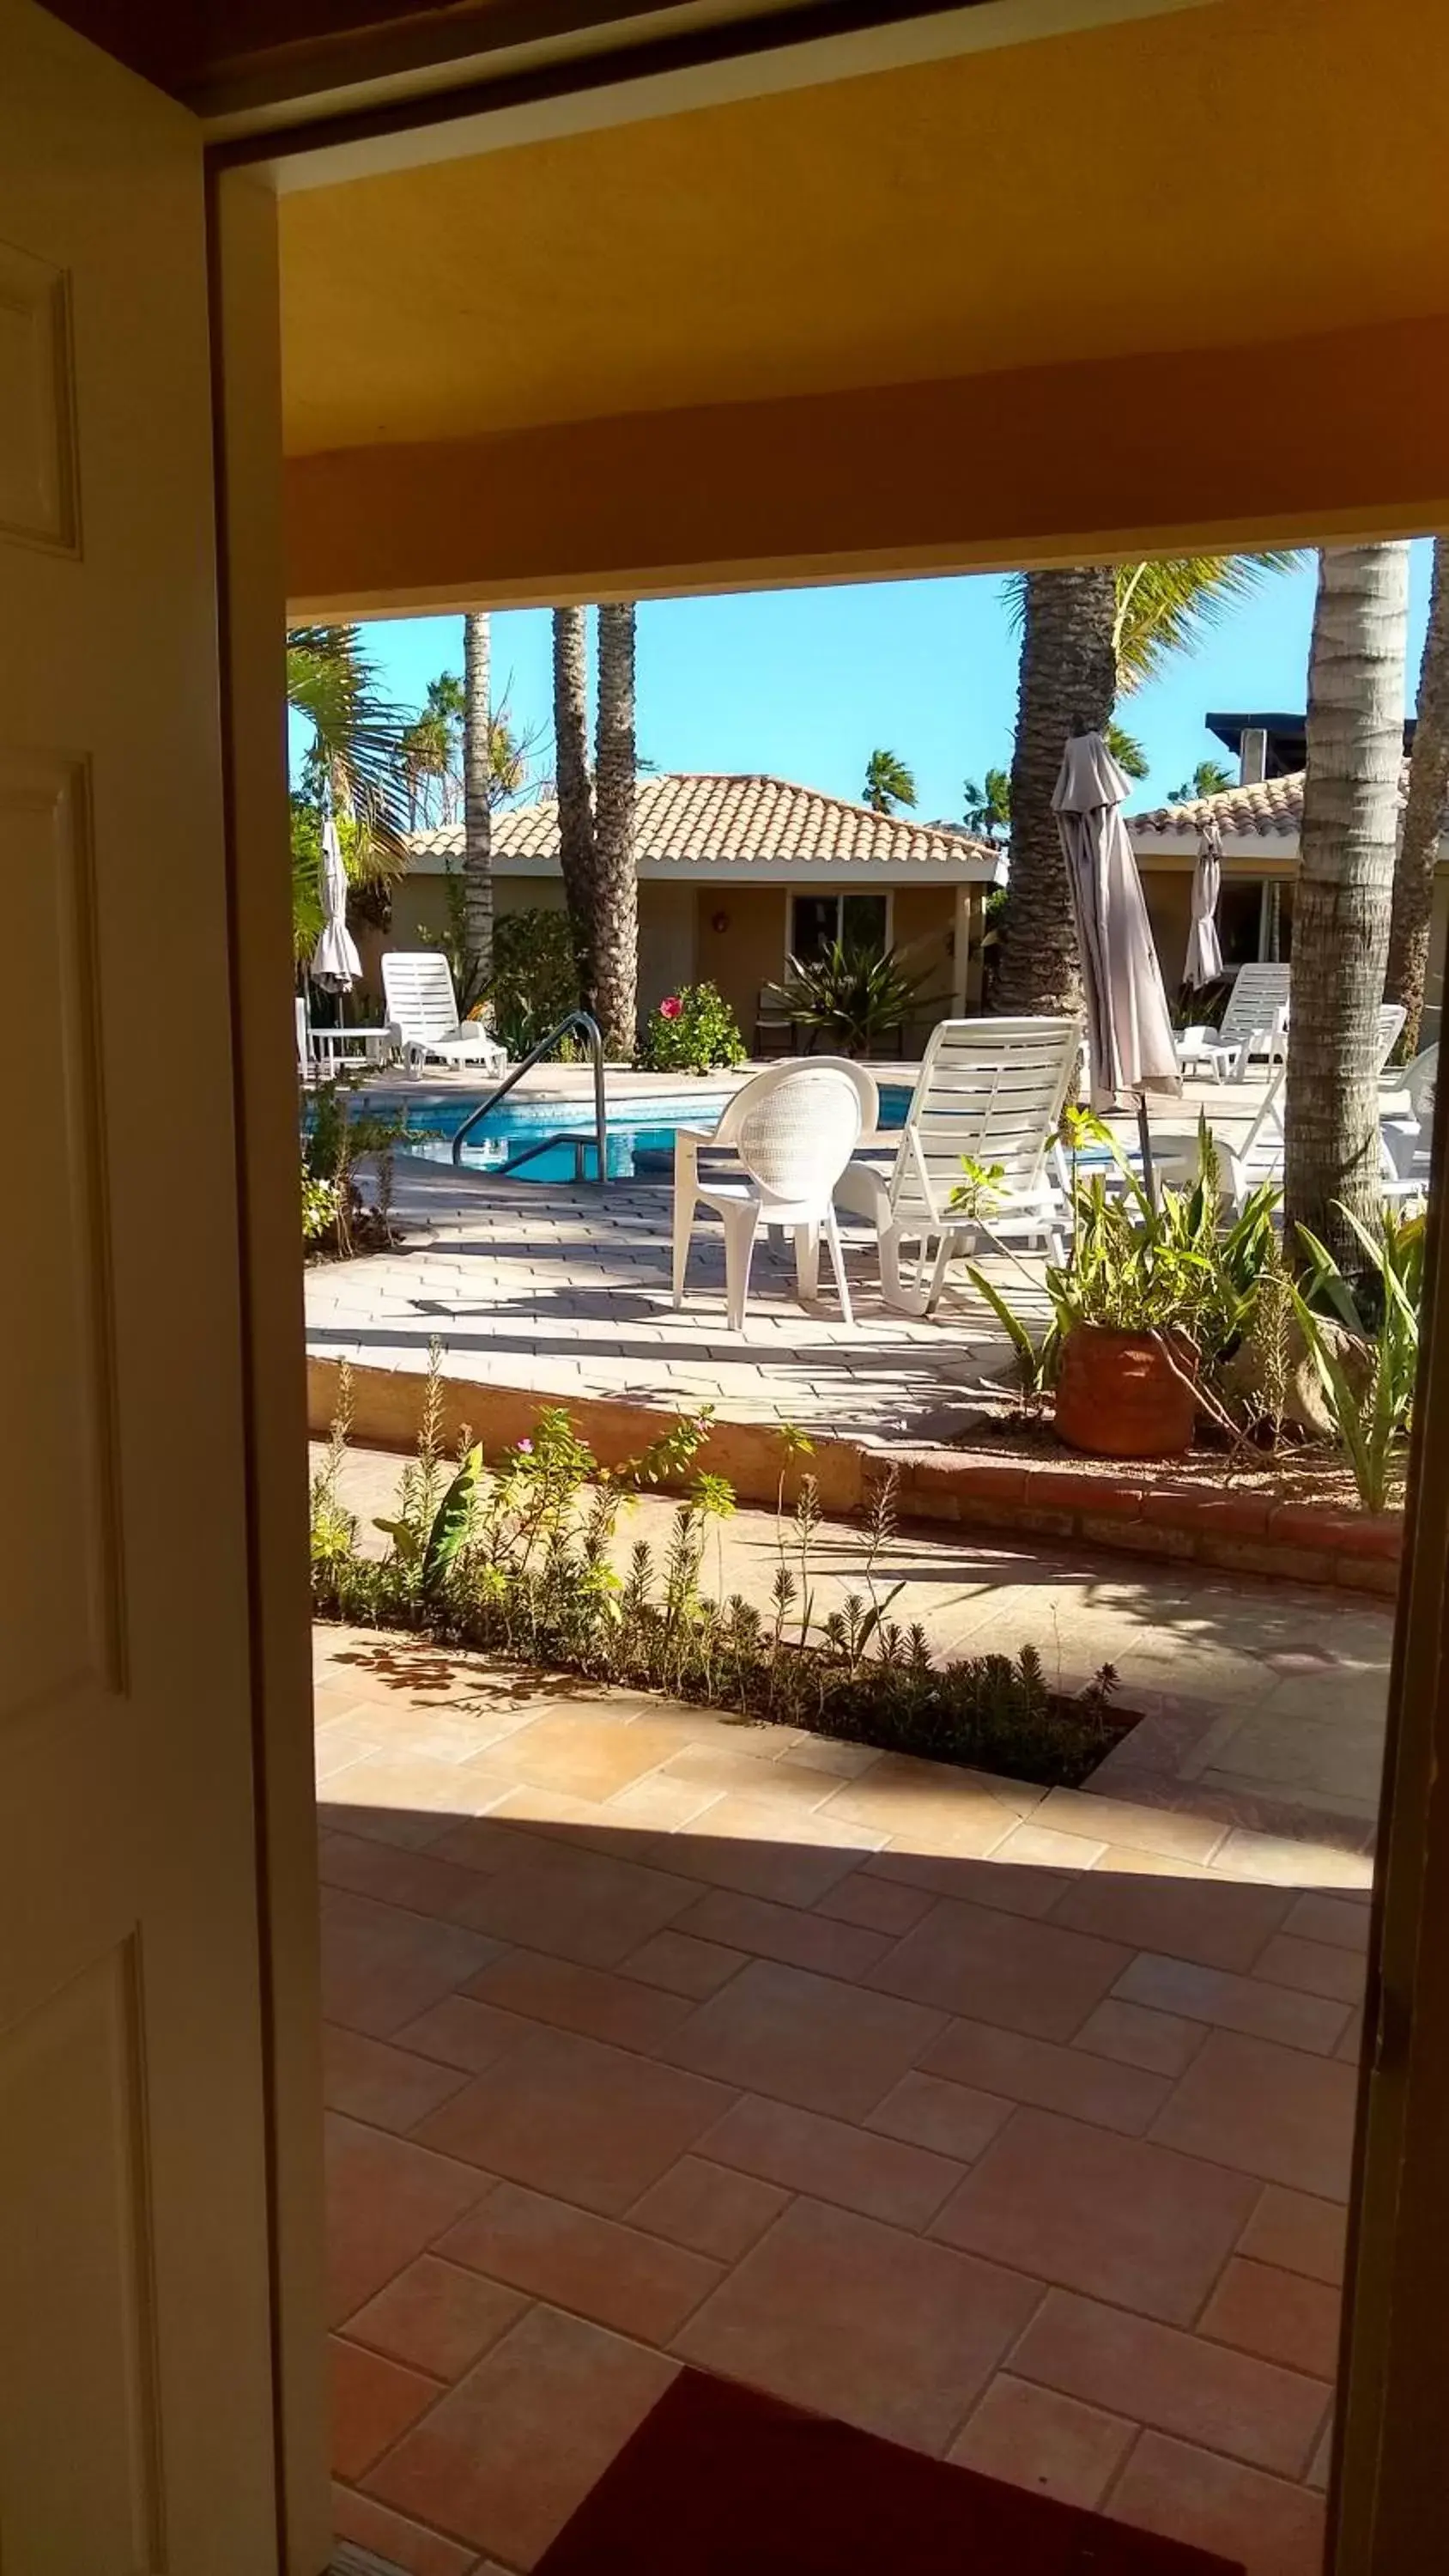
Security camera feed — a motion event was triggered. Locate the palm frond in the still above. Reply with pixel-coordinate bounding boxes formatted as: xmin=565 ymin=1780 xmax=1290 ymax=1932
xmin=1113 ymin=555 xmax=1300 ymax=693
xmin=287 ymin=623 xmax=413 ymax=868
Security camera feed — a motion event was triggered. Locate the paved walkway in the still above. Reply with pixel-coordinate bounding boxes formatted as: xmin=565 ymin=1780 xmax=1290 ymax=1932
xmin=318 ymin=1444 xmax=1391 ymax=1852
xmin=307 ymin=1069 xmax=1279 ymax=1443
xmin=318 ymin=1621 xmax=1370 ymax=2576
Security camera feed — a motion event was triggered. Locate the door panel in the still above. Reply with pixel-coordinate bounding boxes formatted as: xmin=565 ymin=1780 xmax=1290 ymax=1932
xmin=0 ymin=4 xmax=279 ymax=2566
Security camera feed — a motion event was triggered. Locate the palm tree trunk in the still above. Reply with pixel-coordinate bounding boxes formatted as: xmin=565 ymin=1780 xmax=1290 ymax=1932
xmin=552 ymin=605 xmax=596 ymax=982
xmin=995 ymin=568 xmax=1116 ymax=1014
xmin=461 ymin=611 xmax=493 ymax=1006
xmin=1285 ymin=544 xmax=1410 ymax=1269
xmin=592 ymin=602 xmax=640 ymax=1056
xmin=1386 ymin=534 xmax=1449 ymax=1054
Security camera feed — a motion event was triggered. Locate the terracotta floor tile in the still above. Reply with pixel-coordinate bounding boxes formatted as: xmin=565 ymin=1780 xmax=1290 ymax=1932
xmin=330 ymin=2334 xmax=442 ymax=2479
xmin=988 ymin=1820 xmax=1106 ymax=1873
xmin=367 ymin=2305 xmax=678 ymax=2566
xmin=625 ymin=2156 xmax=791 ymax=2263
xmin=865 ymin=2069 xmax=1014 ymax=2164
xmin=1033 ymin=1788 xmax=1228 ymax=1867
xmin=1282 ymin=1892 xmax=1371 ymax=1953
xmin=321 ymin=1886 xmax=503 ymax=2041
xmin=816 ymin=1753 xmax=1035 ymax=1855
xmin=1149 ymin=2030 xmax=1359 ymax=2200
xmin=1335 ymin=2009 xmax=1364 ymax=2064
xmin=346 ymin=2255 xmax=531 ymax=2381
xmin=1107 ymin=2432 xmax=1327 ymax=2576
xmin=921 ymin=2018 xmax=1173 ymax=2137
xmin=435 ymin=2178 xmax=721 ymax=2343
xmin=672 ymin=2196 xmax=1043 ymax=2456
xmin=700 ymin=2092 xmax=964 ymax=2228
xmin=1071 ymin=1998 xmax=1208 ymax=2081
xmin=660 ymin=1810 xmax=871 ymax=1908
xmin=660 ymin=1957 xmax=943 ymax=2120
xmin=605 ymin=1774 xmax=726 ymax=1830
xmin=392 ymin=1995 xmax=533 ymax=2076
xmin=1211 ymin=1832 xmax=1373 ymax=1891
xmin=324 ymin=2024 xmax=472 ymax=2134
xmin=1254 ymin=1931 xmax=1367 ymax=2006
xmin=1199 ymin=2257 xmax=1340 ymax=2382
xmin=1114 ymin=1953 xmax=1350 ymax=2055
xmin=948 ymin=2373 xmax=1136 ymax=2509
xmin=331 ymin=2480 xmax=479 ymax=2576
xmin=655 ymin=1741 xmax=840 ymax=1814
xmin=670 ymin=1885 xmax=893 ymax=1982
xmin=1238 ymin=2185 xmax=1347 ymax=2287
xmin=319 ymin=1829 xmax=498 ymax=1924
xmin=1307 ymin=2421 xmax=1333 ymax=2491
xmin=619 ymin=1928 xmax=746 ymax=1998
xmin=1012 ymin=2291 xmax=1329 ymax=2476
xmin=931 ymin=2107 xmax=1257 ymax=2324
xmin=442 ymin=1839 xmax=698 ymax=1971
xmin=868 ymin=1899 xmax=1128 ymax=2041
xmin=463 ymin=1949 xmax=694 ymax=2051
xmin=1049 ymin=1873 xmax=1290 ymax=1975
xmin=484 ymin=1711 xmax=706 ymax=1803
xmin=864 ymin=1847 xmax=1067 ymax=1918
xmin=812 ymin=1868 xmax=937 ymax=1935
xmin=414 ymin=2026 xmax=736 ymax=2215
xmin=326 ymin=2113 xmax=495 ymax=2325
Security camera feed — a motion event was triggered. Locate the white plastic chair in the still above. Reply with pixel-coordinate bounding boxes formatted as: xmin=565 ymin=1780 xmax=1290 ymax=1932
xmin=382 ymin=951 xmax=506 ymax=1076
xmin=1381 ymin=1040 xmax=1437 ymax=1200
xmin=1181 ymin=1005 xmax=1412 ymax=1209
xmin=834 ymin=1018 xmax=1079 ymax=1316
xmin=671 ymin=1059 xmax=878 ymax=1334
xmin=1219 ymin=964 xmax=1292 ymax=1081
xmin=1174 ymin=1024 xmax=1238 ymax=1084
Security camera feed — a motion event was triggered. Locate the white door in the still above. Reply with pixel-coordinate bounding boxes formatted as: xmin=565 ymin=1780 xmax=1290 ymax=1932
xmin=0 ymin=4 xmax=282 ymax=2567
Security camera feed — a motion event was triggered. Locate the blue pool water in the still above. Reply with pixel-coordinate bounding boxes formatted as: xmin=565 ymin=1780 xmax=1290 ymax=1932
xmin=394 ymin=1081 xmax=914 ymax=1185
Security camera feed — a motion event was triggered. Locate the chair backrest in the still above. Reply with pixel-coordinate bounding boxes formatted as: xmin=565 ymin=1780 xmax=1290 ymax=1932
xmin=294 ymin=993 xmax=310 ymax=1077
xmin=1404 ymin=1042 xmax=1439 ymax=1121
xmin=1375 ymin=1001 xmax=1407 ymax=1071
xmin=713 ymin=1059 xmax=876 ymax=1205
xmin=382 ymin=951 xmax=464 ymax=1045
xmin=884 ymin=1018 xmax=1080 ymax=1225
xmin=1220 ymin=964 xmax=1291 ymax=1045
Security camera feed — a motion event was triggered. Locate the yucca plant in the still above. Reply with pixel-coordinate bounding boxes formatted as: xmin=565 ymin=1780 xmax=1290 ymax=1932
xmin=770 ymin=939 xmax=942 ymax=1056
xmin=1292 ymin=1203 xmax=1423 ymax=1508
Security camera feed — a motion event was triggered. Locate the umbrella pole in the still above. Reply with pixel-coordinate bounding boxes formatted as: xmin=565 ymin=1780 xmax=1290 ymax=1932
xmin=1137 ymin=1096 xmax=1159 ymax=1212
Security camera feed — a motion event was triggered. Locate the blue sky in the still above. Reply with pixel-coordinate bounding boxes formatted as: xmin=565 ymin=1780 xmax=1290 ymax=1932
xmin=347 ymin=543 xmax=1434 ymax=820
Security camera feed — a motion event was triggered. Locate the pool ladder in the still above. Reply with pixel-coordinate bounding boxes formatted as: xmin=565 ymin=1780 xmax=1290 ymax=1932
xmin=449 ymin=1010 xmax=609 ymax=1185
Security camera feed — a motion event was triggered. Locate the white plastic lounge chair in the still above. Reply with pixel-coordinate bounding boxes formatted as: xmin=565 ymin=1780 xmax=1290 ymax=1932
xmin=671 ymin=1058 xmax=877 ymax=1334
xmin=1174 ymin=1024 xmax=1239 ymax=1084
xmin=1381 ymin=1041 xmax=1437 ymax=1200
xmin=1177 ymin=1004 xmax=1411 ymax=1209
xmin=834 ymin=1018 xmax=1080 ymax=1317
xmin=382 ymin=951 xmax=506 ymax=1076
xmin=1218 ymin=964 xmax=1292 ymax=1081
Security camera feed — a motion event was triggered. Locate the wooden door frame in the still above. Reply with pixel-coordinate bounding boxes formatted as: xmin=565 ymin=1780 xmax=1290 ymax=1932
xmin=204 ymin=87 xmax=1449 ymax=2576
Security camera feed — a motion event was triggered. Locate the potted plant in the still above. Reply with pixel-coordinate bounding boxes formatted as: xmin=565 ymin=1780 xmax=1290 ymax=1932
xmin=963 ymin=1119 xmax=1279 ymax=1460
xmin=767 ymin=939 xmax=941 ymax=1057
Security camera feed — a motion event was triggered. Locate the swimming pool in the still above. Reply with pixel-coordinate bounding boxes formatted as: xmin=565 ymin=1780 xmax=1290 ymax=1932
xmin=395 ymin=1081 xmax=914 ymax=1185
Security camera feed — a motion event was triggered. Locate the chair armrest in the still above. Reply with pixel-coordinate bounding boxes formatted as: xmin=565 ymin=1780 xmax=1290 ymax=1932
xmin=674 ymin=1126 xmax=716 ymax=1148
xmin=834 ymin=1158 xmax=892 ymax=1226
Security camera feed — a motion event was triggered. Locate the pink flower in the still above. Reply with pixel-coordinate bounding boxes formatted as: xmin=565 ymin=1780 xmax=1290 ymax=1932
xmin=659 ymin=995 xmax=682 ymax=1021
xmin=515 ymin=1437 xmax=534 ymax=1455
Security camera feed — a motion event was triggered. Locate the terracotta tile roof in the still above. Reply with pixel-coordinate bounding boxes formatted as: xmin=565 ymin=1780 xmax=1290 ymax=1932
xmin=408 ymin=773 xmax=999 ymax=877
xmin=1131 ymin=759 xmax=1412 ymax=841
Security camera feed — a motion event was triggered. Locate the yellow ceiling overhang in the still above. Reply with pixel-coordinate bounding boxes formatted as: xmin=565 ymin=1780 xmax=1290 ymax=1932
xmin=276 ymin=0 xmax=1449 ymax=607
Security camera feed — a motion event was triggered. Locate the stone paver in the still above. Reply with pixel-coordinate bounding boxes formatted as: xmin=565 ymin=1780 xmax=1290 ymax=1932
xmin=317 ymin=1620 xmax=1361 ymax=2573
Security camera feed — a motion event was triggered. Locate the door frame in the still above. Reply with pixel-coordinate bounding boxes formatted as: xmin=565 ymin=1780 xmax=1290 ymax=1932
xmin=201 ymin=67 xmax=1449 ymax=2576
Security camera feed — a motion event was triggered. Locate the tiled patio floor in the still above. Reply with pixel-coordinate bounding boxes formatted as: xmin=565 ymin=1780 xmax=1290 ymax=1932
xmin=318 ymin=1623 xmax=1368 ymax=2576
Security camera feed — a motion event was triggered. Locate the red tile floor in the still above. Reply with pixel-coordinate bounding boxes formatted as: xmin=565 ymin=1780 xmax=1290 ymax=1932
xmin=317 ymin=1626 xmax=1368 ymax=2576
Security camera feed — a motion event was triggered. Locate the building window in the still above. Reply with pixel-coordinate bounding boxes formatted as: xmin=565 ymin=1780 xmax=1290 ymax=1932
xmin=1218 ymin=880 xmax=1294 ymax=968
xmin=789 ymin=891 xmax=888 ymax=963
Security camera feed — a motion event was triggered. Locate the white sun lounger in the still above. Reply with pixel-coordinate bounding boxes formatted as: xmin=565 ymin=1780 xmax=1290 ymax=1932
xmin=382 ymin=951 xmax=507 ymax=1077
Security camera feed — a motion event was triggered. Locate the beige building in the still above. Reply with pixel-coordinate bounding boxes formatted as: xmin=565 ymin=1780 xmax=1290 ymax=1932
xmin=381 ymin=772 xmax=1002 ymax=1048
xmin=1129 ymin=726 xmax=1446 ymax=1035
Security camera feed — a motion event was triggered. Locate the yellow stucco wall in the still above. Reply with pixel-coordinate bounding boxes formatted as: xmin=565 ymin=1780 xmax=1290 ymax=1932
xmin=694 ymin=885 xmax=786 ymax=1042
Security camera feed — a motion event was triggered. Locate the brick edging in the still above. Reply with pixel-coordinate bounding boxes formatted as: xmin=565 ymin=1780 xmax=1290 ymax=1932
xmin=307 ymin=1358 xmax=1402 ymax=1600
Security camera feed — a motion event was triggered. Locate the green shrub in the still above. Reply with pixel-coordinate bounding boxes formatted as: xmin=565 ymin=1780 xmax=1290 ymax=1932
xmin=1292 ymin=1203 xmax=1423 ymax=1510
xmin=768 ymin=939 xmax=941 ymax=1056
xmin=301 ymin=1078 xmax=411 ymax=1256
xmin=484 ymin=908 xmax=584 ymax=1056
xmin=310 ymin=1353 xmax=1127 ymax=1790
xmin=639 ymin=981 xmax=747 ymax=1074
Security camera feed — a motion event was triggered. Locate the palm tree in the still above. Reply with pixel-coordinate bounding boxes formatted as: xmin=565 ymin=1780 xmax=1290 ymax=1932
xmin=552 ymin=606 xmax=596 ymax=966
xmin=593 ymin=603 xmax=640 ymax=1055
xmin=287 ymin=623 xmax=412 ymax=956
xmin=1167 ymin=758 xmax=1235 ymax=805
xmin=1386 ymin=537 xmax=1449 ymax=1055
xmin=995 ymin=556 xmax=1296 ymax=1013
xmin=994 ymin=568 xmax=1117 ymax=1012
xmin=962 ymin=768 xmax=1011 ymax=841
xmin=1285 ymin=544 xmax=1410 ymax=1269
xmin=459 ymin=612 xmax=494 ymax=1008
xmin=863 ymin=749 xmax=917 ymax=815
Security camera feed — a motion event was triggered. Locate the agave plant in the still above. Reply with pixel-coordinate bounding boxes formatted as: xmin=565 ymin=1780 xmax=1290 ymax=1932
xmin=769 ymin=939 xmax=941 ymax=1056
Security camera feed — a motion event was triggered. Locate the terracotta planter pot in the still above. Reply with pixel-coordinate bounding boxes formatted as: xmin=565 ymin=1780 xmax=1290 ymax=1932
xmin=1054 ymin=1324 xmax=1197 ymax=1461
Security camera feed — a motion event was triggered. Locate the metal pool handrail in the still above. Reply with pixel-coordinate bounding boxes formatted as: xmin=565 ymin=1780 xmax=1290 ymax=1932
xmin=449 ymin=1010 xmax=609 ymax=1183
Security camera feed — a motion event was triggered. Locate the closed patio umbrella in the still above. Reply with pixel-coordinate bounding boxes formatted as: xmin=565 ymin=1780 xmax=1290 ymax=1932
xmin=1184 ymin=818 xmax=1225 ymax=987
xmin=1053 ymin=731 xmax=1181 ymax=1201
xmin=310 ymin=799 xmax=361 ymax=996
